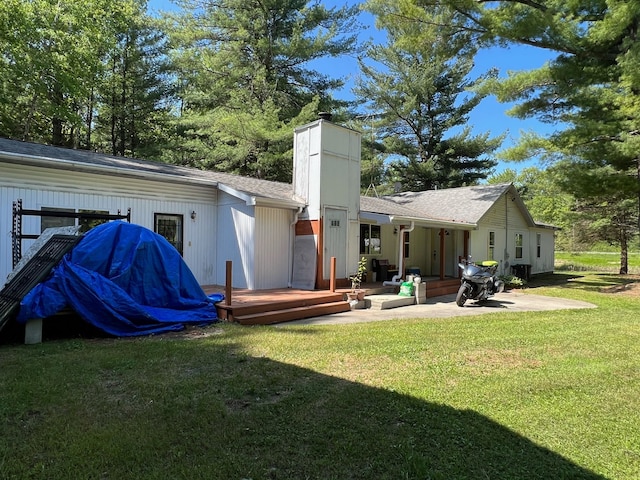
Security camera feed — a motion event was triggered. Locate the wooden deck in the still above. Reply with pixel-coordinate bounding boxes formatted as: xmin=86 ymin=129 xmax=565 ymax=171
xmin=204 ymin=278 xmax=461 ymax=326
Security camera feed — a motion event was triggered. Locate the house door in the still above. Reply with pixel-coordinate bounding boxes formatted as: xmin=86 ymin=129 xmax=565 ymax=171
xmin=432 ymin=229 xmax=456 ymax=278
xmin=323 ymin=207 xmax=347 ymax=280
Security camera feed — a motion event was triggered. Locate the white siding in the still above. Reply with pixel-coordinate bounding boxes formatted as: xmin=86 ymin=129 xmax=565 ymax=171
xmin=471 ymin=193 xmax=556 ymax=277
xmin=530 ymin=228 xmax=555 ymax=274
xmin=215 ymin=191 xmax=255 ymax=289
xmin=472 ymin=194 xmax=531 ymax=276
xmin=320 ymin=124 xmax=361 ymax=223
xmin=1 ymin=162 xmax=217 ymax=286
xmin=254 ymin=206 xmax=292 ymax=289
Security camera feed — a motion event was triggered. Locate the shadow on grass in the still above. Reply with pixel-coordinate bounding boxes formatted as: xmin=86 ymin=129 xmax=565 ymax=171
xmin=527 ymin=272 xmax=638 ymax=292
xmin=1 ymin=337 xmax=607 ymax=479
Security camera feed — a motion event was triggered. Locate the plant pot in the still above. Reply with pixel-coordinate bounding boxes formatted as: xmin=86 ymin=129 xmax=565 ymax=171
xmin=347 ymin=290 xmax=366 ymax=301
xmin=346 ymin=290 xmax=366 ymax=301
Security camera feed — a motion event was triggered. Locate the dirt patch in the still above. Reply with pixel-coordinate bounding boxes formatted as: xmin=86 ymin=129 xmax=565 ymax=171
xmin=461 ymin=349 xmax=543 ymax=375
xmin=151 ymin=324 xmax=225 ymax=340
xmin=599 ymin=275 xmax=640 ymax=297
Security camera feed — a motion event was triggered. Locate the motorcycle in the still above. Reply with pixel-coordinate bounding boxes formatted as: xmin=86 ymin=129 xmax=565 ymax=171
xmin=455 ymin=258 xmax=504 ymax=307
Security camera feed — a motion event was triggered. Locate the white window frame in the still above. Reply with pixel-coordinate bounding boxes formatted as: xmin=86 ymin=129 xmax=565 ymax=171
xmin=488 ymin=231 xmax=495 ymax=260
xmin=515 ymin=233 xmax=524 ymax=259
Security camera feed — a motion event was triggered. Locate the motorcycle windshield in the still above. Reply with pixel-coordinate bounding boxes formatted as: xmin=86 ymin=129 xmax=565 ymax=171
xmin=465 ymin=264 xmax=483 ymax=276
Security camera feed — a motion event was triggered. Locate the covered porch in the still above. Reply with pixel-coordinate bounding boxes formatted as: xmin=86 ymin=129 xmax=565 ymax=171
xmin=358 ymin=196 xmax=476 ymax=286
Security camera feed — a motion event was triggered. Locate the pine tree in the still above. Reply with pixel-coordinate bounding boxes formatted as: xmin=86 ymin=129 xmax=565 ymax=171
xmin=419 ymin=0 xmax=640 ymax=271
xmin=165 ymin=0 xmax=359 ymax=181
xmin=355 ymin=0 xmax=501 ymax=192
xmin=93 ymin=14 xmax=175 ymax=159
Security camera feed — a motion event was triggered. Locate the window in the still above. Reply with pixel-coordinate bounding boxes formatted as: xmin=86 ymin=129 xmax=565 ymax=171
xmin=359 ymin=224 xmax=381 ymax=254
xmin=155 ymin=213 xmax=184 ymax=256
xmin=536 ymin=233 xmax=542 ymax=258
xmin=488 ymin=231 xmax=495 ymax=260
xmin=40 ymin=207 xmax=131 ymax=233
xmin=404 ymin=231 xmax=410 ymax=258
xmin=515 ymin=233 xmax=523 ymax=259
xmin=40 ymin=207 xmax=75 ymax=232
xmin=79 ymin=209 xmax=108 ymax=233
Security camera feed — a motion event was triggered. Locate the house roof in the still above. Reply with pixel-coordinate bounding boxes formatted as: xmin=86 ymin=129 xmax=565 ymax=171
xmin=361 ymin=183 xmax=548 ymax=230
xmin=0 ymin=137 xmax=551 ymax=228
xmin=359 ymin=195 xmax=477 ymax=229
xmin=0 ymin=137 xmax=304 ymax=209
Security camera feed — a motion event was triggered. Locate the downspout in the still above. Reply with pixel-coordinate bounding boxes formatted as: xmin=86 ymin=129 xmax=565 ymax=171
xmin=383 ymin=221 xmax=415 ymax=285
xmin=504 ymin=193 xmax=509 ymax=276
xmin=288 ymin=206 xmax=305 ymax=287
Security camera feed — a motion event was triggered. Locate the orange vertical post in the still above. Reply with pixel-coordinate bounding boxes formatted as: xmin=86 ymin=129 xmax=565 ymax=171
xmin=330 ymin=256 xmax=336 ymax=292
xmin=225 ymin=260 xmax=232 ymax=306
xmin=439 ymin=228 xmax=446 ymax=280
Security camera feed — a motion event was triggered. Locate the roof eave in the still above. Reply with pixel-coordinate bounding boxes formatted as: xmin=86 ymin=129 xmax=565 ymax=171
xmin=360 ymin=211 xmax=476 ymax=229
xmin=217 ymin=183 xmax=304 ymax=209
xmin=0 ymin=150 xmax=218 ymax=187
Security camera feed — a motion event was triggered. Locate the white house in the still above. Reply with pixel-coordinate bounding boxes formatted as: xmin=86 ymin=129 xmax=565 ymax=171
xmin=0 ymin=116 xmax=555 ymax=291
xmin=358 ymin=184 xmax=556 ymax=283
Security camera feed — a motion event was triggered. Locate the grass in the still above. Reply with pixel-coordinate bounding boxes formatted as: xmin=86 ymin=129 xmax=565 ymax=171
xmin=556 ymin=250 xmax=640 ymax=273
xmin=1 ymin=272 xmax=640 ymax=479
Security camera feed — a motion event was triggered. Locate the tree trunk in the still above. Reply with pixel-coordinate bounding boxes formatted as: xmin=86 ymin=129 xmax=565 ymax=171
xmin=86 ymin=88 xmax=94 ymax=150
xmin=620 ymin=229 xmax=629 ymax=275
xmin=111 ymin=58 xmax=117 ymax=155
xmin=51 ymin=85 xmax=64 ymax=146
xmin=23 ymin=92 xmax=39 ymax=141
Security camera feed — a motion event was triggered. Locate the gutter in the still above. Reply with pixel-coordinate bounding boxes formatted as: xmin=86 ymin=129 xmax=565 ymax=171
xmin=0 ymin=150 xmax=219 ymax=188
xmin=359 ymin=211 xmax=476 ymax=230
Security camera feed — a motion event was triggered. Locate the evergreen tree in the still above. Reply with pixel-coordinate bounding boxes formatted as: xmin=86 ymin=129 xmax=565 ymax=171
xmin=419 ymin=0 xmax=640 ymax=271
xmin=93 ymin=14 xmax=175 ymax=159
xmin=165 ymin=0 xmax=359 ymax=181
xmin=355 ymin=0 xmax=501 ymax=192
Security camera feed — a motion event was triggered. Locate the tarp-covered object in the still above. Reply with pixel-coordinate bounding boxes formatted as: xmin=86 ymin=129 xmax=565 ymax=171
xmin=18 ymin=221 xmax=222 ymax=336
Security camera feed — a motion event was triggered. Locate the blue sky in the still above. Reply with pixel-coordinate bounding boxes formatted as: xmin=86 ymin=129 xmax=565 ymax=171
xmin=149 ymin=0 xmax=556 ymax=175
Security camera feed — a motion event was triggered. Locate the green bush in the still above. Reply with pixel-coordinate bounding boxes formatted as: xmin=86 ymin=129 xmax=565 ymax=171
xmin=499 ymin=274 xmax=527 ymax=288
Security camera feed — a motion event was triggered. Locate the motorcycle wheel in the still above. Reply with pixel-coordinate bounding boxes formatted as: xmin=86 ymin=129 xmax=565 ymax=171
xmin=456 ymin=284 xmax=470 ymax=307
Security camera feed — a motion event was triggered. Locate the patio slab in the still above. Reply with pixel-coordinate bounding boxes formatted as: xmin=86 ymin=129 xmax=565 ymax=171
xmin=280 ymin=290 xmax=596 ymax=326
xmin=367 ymin=294 xmax=416 ymax=310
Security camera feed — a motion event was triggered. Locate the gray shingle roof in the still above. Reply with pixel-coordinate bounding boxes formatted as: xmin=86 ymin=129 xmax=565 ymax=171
xmin=385 ymin=183 xmax=514 ymax=224
xmin=1 ymin=138 xmax=543 ymax=227
xmin=360 ymin=183 xmax=539 ymax=227
xmin=0 ymin=137 xmax=301 ymax=206
xmin=359 ymin=195 xmax=467 ymax=224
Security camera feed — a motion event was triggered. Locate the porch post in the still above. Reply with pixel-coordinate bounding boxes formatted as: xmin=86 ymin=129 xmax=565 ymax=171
xmin=462 ymin=231 xmax=470 ymax=278
xmin=225 ymin=260 xmax=232 ymax=306
xmin=439 ymin=228 xmax=445 ymax=280
xmin=330 ymin=256 xmax=336 ymax=292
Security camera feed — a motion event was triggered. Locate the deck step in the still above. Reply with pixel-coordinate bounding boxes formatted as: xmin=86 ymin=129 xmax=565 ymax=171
xmin=234 ymin=301 xmax=351 ymax=325
xmin=216 ymin=292 xmax=345 ymax=321
xmin=426 ymin=281 xmax=460 ymax=298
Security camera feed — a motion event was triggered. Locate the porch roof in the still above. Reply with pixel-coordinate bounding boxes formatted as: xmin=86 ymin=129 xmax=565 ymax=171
xmin=359 ymin=183 xmax=537 ymax=229
xmin=359 ymin=195 xmax=477 ymax=229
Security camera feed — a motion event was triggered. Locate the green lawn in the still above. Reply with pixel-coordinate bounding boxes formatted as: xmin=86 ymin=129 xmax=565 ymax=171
xmin=556 ymin=250 xmax=640 ymax=273
xmin=1 ymin=272 xmax=639 ymax=479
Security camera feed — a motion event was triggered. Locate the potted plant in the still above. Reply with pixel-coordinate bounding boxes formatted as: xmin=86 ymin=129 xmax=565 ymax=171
xmin=348 ymin=257 xmax=368 ymax=301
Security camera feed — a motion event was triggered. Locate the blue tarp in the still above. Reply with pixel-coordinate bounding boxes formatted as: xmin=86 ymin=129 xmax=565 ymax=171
xmin=18 ymin=221 xmax=223 ymax=336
